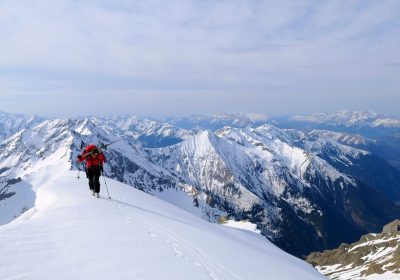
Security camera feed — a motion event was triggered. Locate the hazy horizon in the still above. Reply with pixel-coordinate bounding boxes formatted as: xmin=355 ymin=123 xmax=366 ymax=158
xmin=1 ymin=107 xmax=400 ymax=121
xmin=0 ymin=1 xmax=399 ymax=117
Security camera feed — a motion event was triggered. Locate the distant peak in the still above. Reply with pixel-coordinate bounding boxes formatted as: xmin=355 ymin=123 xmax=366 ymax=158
xmin=290 ymin=110 xmax=399 ymax=127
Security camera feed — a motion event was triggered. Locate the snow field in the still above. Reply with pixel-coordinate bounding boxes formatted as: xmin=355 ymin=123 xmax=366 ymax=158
xmin=0 ymin=169 xmax=325 ymax=280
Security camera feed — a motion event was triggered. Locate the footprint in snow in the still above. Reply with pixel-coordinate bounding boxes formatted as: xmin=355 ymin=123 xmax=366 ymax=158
xmin=174 ymin=250 xmax=184 ymax=257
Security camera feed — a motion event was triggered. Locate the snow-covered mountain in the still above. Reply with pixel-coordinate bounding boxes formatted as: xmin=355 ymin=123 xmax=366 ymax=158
xmin=307 ymin=130 xmax=368 ymax=146
xmin=213 ymin=125 xmax=400 ymax=255
xmin=166 ymin=112 xmax=270 ymax=131
xmin=290 ymin=110 xmax=400 ymax=129
xmin=0 ymin=118 xmax=219 ymax=225
xmin=84 ymin=120 xmax=400 ymax=255
xmin=280 ymin=110 xmax=400 ymax=172
xmin=0 ymin=114 xmax=326 ymax=279
xmin=0 ymin=110 xmax=44 ymax=140
xmin=0 ymin=168 xmax=325 ymax=279
xmin=92 ymin=115 xmax=193 ymax=147
xmin=1 ymin=113 xmax=400 ymax=260
xmin=307 ymin=219 xmax=400 ymax=280
xmin=297 ymin=130 xmax=400 ymax=205
xmin=0 ymin=119 xmax=80 ymax=224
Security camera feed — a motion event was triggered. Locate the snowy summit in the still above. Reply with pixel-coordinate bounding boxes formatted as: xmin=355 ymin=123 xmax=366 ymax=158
xmin=0 ymin=149 xmax=324 ymax=279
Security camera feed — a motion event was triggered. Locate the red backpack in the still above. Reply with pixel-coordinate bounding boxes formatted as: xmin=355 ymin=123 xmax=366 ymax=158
xmin=79 ymin=144 xmax=106 ymax=168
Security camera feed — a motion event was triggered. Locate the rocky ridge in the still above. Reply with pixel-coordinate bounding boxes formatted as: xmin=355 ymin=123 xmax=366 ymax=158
xmin=307 ymin=220 xmax=400 ymax=279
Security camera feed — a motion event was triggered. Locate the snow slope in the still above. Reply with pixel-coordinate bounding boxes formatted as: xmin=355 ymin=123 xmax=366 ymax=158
xmin=0 ymin=167 xmax=325 ymax=280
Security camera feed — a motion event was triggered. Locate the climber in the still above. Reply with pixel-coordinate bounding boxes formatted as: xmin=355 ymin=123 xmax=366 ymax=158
xmin=77 ymin=144 xmax=106 ymax=198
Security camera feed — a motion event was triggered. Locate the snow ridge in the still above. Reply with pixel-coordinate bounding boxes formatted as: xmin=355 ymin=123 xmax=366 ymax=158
xmin=0 ymin=166 xmax=325 ymax=279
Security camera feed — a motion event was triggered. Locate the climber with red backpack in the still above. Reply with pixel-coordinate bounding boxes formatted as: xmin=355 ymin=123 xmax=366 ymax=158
xmin=77 ymin=144 xmax=106 ymax=198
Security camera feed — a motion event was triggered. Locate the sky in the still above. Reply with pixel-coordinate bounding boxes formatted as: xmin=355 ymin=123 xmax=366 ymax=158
xmin=0 ymin=0 xmax=399 ymax=118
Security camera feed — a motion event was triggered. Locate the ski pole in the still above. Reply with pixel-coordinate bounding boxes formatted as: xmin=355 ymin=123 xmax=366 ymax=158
xmin=77 ymin=162 xmax=81 ymax=180
xmin=77 ymin=140 xmax=85 ymax=180
xmin=102 ymin=171 xmax=111 ymax=199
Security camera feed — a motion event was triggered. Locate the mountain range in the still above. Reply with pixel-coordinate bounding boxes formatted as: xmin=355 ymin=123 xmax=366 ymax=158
xmin=1 ymin=110 xmax=400 ymax=279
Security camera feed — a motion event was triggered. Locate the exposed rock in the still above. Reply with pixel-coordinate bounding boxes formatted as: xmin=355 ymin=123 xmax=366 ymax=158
xmin=382 ymin=219 xmax=400 ymax=234
xmin=307 ymin=219 xmax=400 ymax=279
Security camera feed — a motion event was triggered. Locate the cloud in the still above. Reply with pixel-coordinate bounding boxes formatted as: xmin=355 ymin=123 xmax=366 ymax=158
xmin=0 ymin=0 xmax=399 ymax=116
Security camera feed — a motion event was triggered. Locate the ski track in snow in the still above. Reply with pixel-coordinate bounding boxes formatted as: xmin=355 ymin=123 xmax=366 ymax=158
xmin=115 ymin=200 xmax=239 ymax=280
xmin=107 ymin=188 xmax=242 ymax=280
